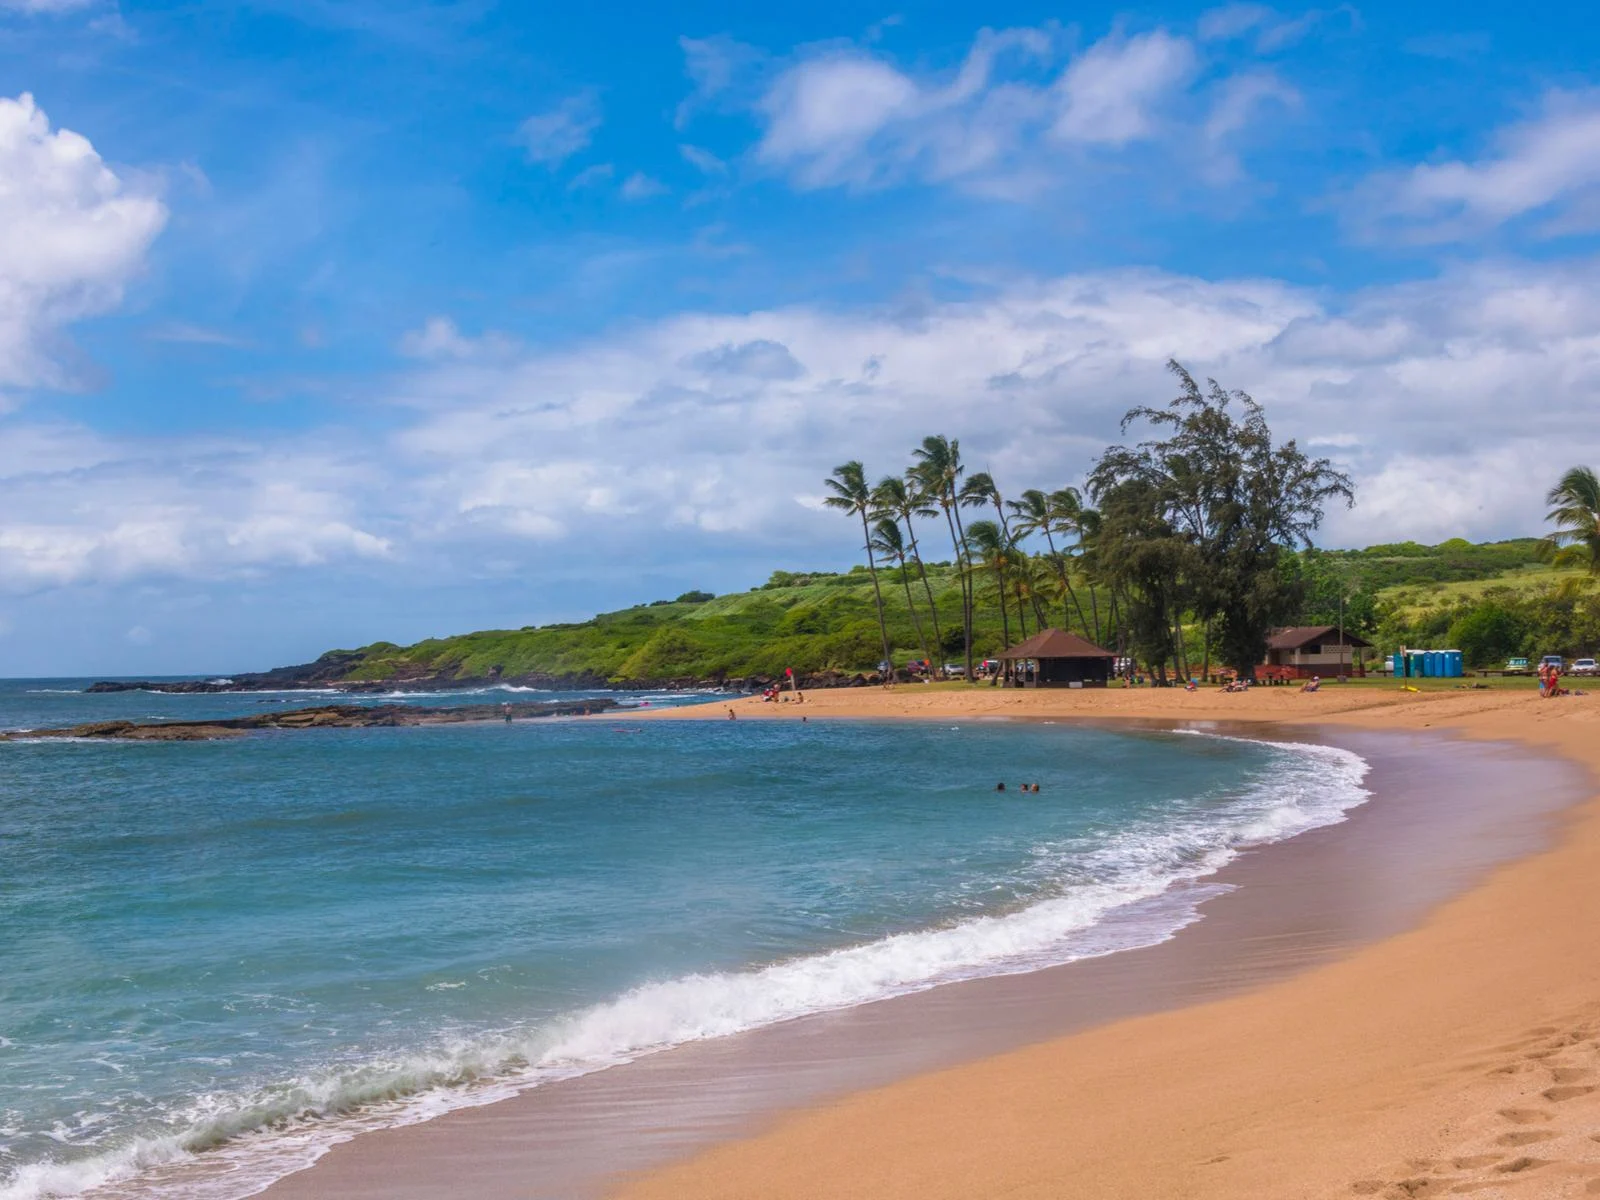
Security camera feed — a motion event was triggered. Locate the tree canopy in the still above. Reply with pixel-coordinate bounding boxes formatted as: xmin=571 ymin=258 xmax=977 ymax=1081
xmin=1087 ymin=361 xmax=1354 ymax=676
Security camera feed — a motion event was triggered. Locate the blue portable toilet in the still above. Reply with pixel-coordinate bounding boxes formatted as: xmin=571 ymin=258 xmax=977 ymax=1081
xmin=1445 ymin=649 xmax=1463 ymax=677
xmin=1429 ymin=650 xmax=1444 ymax=677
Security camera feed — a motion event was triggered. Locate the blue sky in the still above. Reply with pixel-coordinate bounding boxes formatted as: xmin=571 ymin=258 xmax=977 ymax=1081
xmin=2 ymin=0 xmax=1599 ymax=674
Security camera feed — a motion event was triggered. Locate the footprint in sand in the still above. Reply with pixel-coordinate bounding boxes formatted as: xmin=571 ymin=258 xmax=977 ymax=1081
xmin=1450 ymin=1155 xmax=1504 ymax=1169
xmin=1496 ymin=1130 xmax=1557 ymax=1146
xmin=1494 ymin=1156 xmax=1545 ymax=1173
xmin=1541 ymin=1084 xmax=1596 ymax=1102
xmin=1487 ymin=1062 xmax=1533 ymax=1076
xmin=1390 ymin=1178 xmax=1448 ymax=1198
xmin=1551 ymin=1066 xmax=1592 ymax=1083
xmin=1498 ymin=1107 xmax=1554 ymax=1124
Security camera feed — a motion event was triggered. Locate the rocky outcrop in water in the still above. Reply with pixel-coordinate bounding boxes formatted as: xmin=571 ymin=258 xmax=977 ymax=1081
xmin=2 ymin=699 xmax=620 ymax=742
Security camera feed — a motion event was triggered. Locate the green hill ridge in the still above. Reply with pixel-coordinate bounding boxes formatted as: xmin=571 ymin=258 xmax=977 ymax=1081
xmin=290 ymin=536 xmax=1592 ymax=687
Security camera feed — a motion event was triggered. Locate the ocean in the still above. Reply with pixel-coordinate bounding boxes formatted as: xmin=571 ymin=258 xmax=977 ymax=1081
xmin=0 ymin=680 xmax=1369 ymax=1199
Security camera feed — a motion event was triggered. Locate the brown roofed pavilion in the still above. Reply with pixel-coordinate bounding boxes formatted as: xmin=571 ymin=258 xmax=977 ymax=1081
xmin=1262 ymin=625 xmax=1374 ymax=680
xmin=998 ymin=628 xmax=1116 ymax=687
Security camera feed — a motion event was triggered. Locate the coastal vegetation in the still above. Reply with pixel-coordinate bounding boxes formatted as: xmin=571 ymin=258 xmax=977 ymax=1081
xmin=824 ymin=362 xmax=1353 ymax=681
xmin=233 ymin=536 xmax=1574 ymax=690
xmin=1378 ymin=462 xmax=1600 ymax=669
xmin=209 ymin=434 xmax=1594 ymax=690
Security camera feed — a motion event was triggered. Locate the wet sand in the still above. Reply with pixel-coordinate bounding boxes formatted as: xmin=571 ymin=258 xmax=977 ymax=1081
xmin=257 ymin=683 xmax=1600 ymax=1200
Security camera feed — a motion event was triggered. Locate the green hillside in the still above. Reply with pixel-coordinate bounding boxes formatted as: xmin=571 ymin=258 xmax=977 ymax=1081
xmin=291 ymin=536 xmax=1595 ymax=686
xmin=326 ymin=563 xmax=999 ymax=685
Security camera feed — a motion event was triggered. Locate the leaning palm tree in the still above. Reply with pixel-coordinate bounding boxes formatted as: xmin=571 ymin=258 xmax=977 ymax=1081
xmin=964 ymin=519 xmax=1015 ymax=652
xmin=1543 ymin=466 xmax=1600 ymax=574
xmin=869 ymin=517 xmax=934 ymax=671
xmin=910 ymin=436 xmax=973 ymax=678
xmin=1009 ymin=487 xmax=1091 ymax=636
xmin=960 ymin=473 xmax=1012 ymax=652
xmin=872 ymin=475 xmax=944 ymax=661
xmin=824 ymin=461 xmax=895 ymax=678
xmin=1050 ymin=487 xmax=1100 ymax=638
xmin=1072 ymin=501 xmax=1106 ymax=645
xmin=1008 ymin=553 xmax=1046 ymax=640
xmin=1019 ymin=550 xmax=1054 ymax=633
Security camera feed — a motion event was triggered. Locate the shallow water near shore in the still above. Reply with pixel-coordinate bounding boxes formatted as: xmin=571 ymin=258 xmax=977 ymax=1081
xmin=1 ymin=681 xmax=1419 ymax=1200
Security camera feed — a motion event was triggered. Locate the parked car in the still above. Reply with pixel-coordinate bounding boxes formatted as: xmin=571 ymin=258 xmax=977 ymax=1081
xmin=1505 ymin=657 xmax=1531 ymax=673
xmin=941 ymin=663 xmax=965 ymax=678
xmin=1572 ymin=658 xmax=1599 ymax=676
xmin=1540 ymin=655 xmax=1565 ymax=673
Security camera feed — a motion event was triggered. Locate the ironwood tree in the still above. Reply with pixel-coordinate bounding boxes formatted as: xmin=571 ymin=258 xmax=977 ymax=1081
xmin=1088 ymin=360 xmax=1354 ymax=679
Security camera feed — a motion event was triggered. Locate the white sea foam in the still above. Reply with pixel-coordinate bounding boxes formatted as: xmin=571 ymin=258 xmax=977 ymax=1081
xmin=0 ymin=733 xmax=1369 ymax=1200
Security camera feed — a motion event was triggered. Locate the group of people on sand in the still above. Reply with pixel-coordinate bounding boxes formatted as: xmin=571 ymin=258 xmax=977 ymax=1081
xmin=760 ymin=686 xmax=803 ymax=704
xmin=996 ymin=782 xmax=1042 ymax=793
xmin=1212 ymin=674 xmax=1318 ymax=693
xmin=1539 ymin=662 xmax=1575 ymax=698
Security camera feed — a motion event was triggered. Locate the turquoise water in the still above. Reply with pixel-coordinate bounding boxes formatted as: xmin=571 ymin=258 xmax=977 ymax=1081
xmin=0 ymin=681 xmax=1368 ymax=1199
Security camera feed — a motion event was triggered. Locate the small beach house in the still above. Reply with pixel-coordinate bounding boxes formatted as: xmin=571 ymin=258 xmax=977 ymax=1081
xmin=998 ymin=629 xmax=1116 ymax=687
xmin=1260 ymin=626 xmax=1373 ymax=681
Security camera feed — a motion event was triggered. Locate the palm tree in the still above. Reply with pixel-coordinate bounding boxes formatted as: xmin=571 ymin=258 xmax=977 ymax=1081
xmin=961 ymin=472 xmax=1012 ymax=537
xmin=869 ymin=517 xmax=934 ymax=671
xmin=964 ymin=519 xmax=1015 ymax=653
xmin=1073 ymin=502 xmax=1106 ymax=645
xmin=872 ymin=475 xmax=944 ymax=662
xmin=960 ymin=472 xmax=1017 ymax=648
xmin=1009 ymin=554 xmax=1050 ymax=640
xmin=910 ymin=436 xmax=973 ymax=678
xmin=1008 ymin=487 xmax=1091 ymax=636
xmin=1544 ymin=466 xmax=1600 ymax=574
xmin=1019 ymin=552 xmax=1053 ymax=633
xmin=824 ymin=461 xmax=895 ymax=678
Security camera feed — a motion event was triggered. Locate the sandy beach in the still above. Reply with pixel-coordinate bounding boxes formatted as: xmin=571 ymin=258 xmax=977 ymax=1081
xmin=601 ymin=682 xmax=1600 ymax=1199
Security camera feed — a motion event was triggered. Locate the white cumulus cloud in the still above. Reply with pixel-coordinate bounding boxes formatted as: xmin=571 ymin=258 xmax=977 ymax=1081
xmin=4 ymin=260 xmax=1597 ymax=596
xmin=0 ymin=92 xmax=167 ymax=397
xmin=748 ymin=24 xmax=1288 ymax=193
